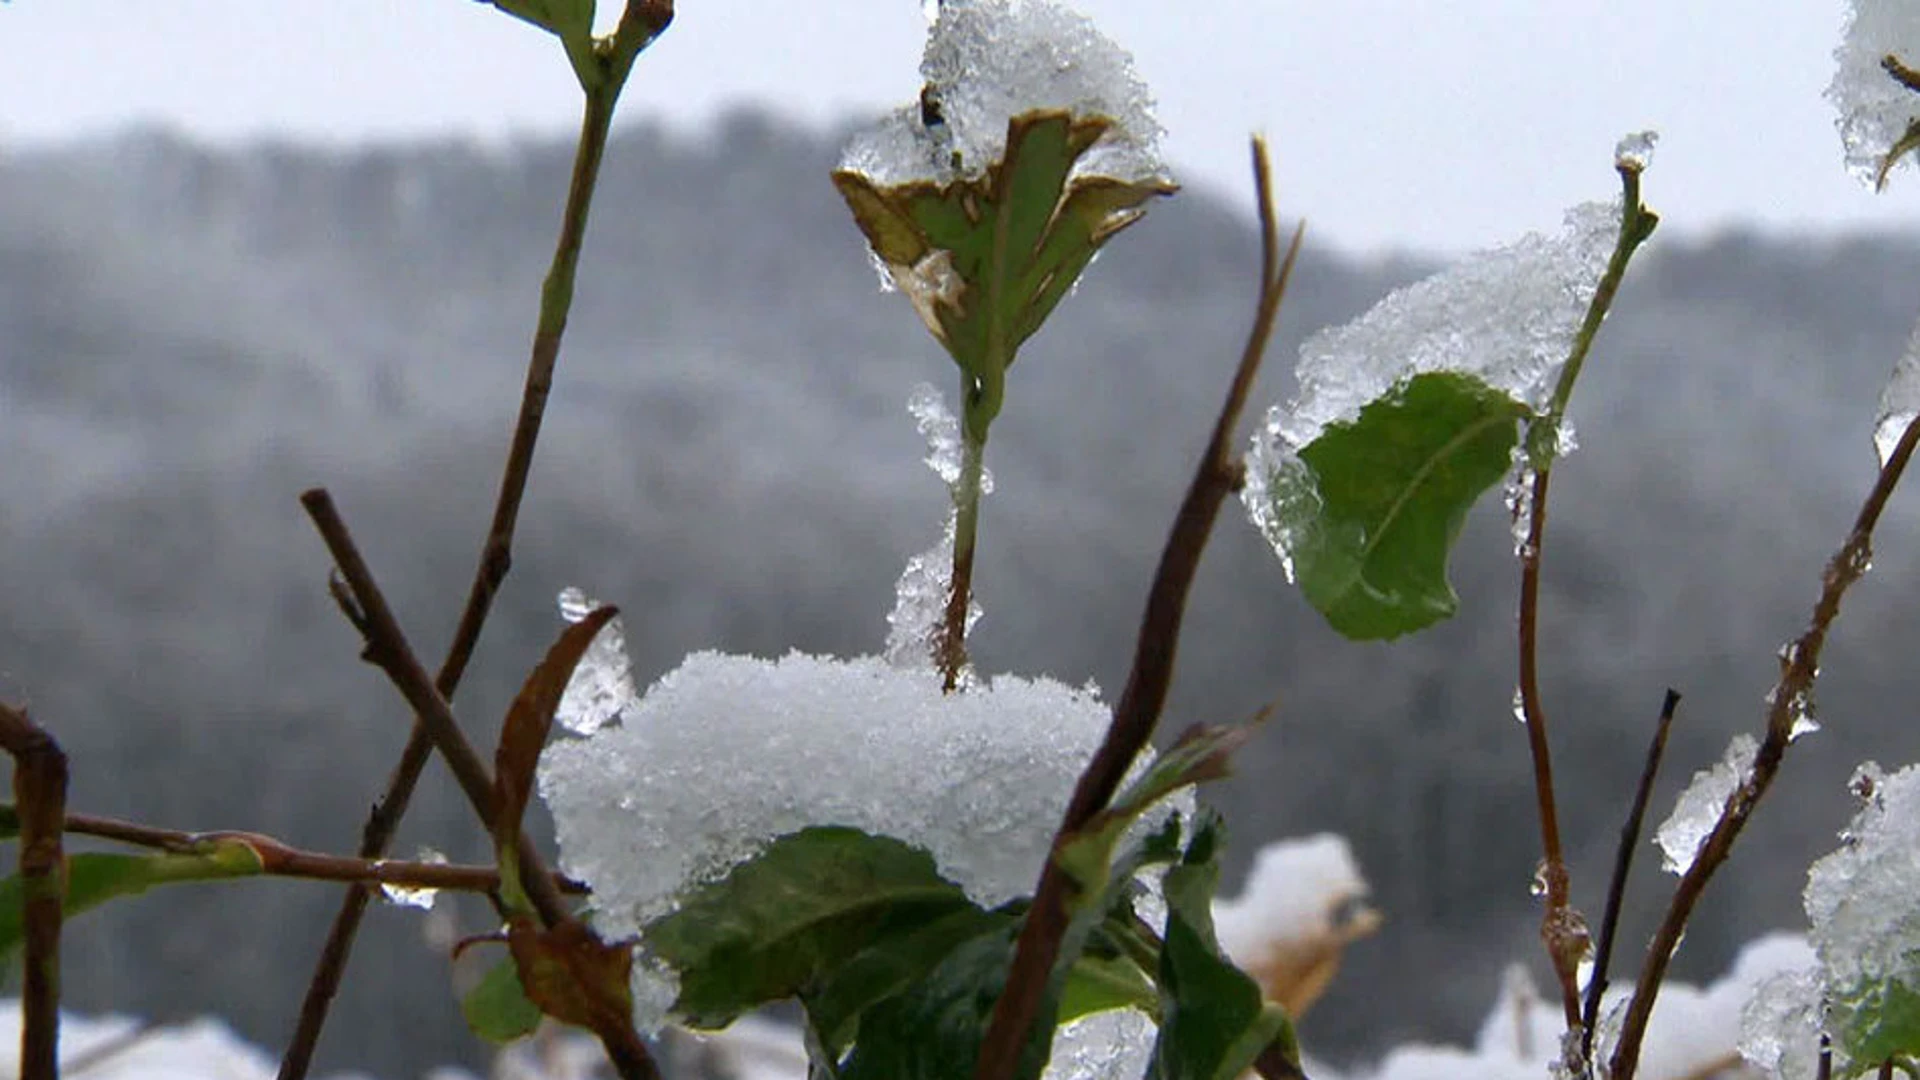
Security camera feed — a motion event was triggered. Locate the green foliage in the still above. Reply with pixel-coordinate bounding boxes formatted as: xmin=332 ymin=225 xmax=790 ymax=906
xmin=1265 ymin=371 xmax=1526 ymax=640
xmin=643 ymin=826 xmax=990 ymax=1033
xmin=834 ymin=110 xmax=1174 ymax=441
xmin=1832 ymin=969 xmax=1920 ymax=1076
xmin=1148 ymin=816 xmax=1298 ymax=1080
xmin=839 ymin=921 xmax=1050 ymax=1080
xmin=462 ymin=958 xmax=543 ymax=1044
xmin=0 ymin=846 xmax=263 ymax=959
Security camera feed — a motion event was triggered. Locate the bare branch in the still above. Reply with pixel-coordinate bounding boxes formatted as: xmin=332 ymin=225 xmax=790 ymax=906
xmin=1580 ymin=688 xmax=1680 ymax=1062
xmin=973 ymin=137 xmax=1303 ymax=1080
xmin=1608 ymin=414 xmax=1920 ymax=1080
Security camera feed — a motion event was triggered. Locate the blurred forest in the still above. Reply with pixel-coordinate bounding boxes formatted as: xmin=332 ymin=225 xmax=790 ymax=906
xmin=3 ymin=112 xmax=1920 ymax=1078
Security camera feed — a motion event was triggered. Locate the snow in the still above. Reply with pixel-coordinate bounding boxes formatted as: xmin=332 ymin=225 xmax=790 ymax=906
xmin=1213 ymin=834 xmax=1380 ymax=1017
xmin=839 ymin=0 xmax=1167 ymax=188
xmin=1243 ymin=195 xmax=1621 ymax=577
xmin=554 ymin=586 xmax=634 ymax=736
xmin=0 ymin=1002 xmax=374 ymax=1080
xmin=539 ymin=648 xmax=1165 ymax=1031
xmin=1039 ymin=1008 xmax=1156 ymax=1080
xmin=1614 ymin=130 xmax=1659 ymax=171
xmin=884 ymin=385 xmax=990 ymax=670
xmin=1874 ymin=310 xmax=1920 ymax=466
xmin=1653 ymin=733 xmax=1757 ymax=876
xmin=1737 ymin=966 xmax=1826 ymax=1080
xmin=1829 ymin=0 xmax=1920 ymax=186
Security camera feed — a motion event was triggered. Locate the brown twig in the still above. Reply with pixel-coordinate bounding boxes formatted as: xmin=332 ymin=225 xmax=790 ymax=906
xmin=52 ymin=810 xmax=587 ymax=895
xmin=1514 ymin=465 xmax=1585 ymax=1029
xmin=1579 ymin=689 xmax=1680 ymax=1062
xmin=972 ymin=137 xmax=1303 ymax=1080
xmin=0 ymin=703 xmax=69 ymax=1080
xmin=299 ymin=489 xmax=571 ymax=926
xmin=1607 ymin=414 xmax=1920 ymax=1080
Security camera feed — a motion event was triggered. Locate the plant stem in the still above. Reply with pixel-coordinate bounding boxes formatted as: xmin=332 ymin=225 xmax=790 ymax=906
xmin=0 ymin=703 xmax=67 ymax=1080
xmin=973 ymin=139 xmax=1302 ymax=1080
xmin=1512 ymin=158 xmax=1659 ymax=1036
xmin=277 ymin=6 xmax=672 ymax=1077
xmin=1580 ymin=689 xmax=1680 ymax=1061
xmin=1607 ymin=414 xmax=1920 ymax=1080
xmin=938 ymin=418 xmax=987 ymax=691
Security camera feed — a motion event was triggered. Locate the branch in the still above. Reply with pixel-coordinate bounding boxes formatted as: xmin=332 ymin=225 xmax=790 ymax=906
xmin=1607 ymin=414 xmax=1920 ymax=1080
xmin=279 ymin=5 xmax=673 ymax=1073
xmin=1579 ymin=688 xmax=1680 ymax=1062
xmin=1514 ymin=159 xmax=1659 ymax=1036
xmin=299 ymin=489 xmax=572 ymax=927
xmin=50 ymin=810 xmax=587 ymax=896
xmin=0 ymin=703 xmax=69 ymax=1080
xmin=973 ymin=137 xmax=1304 ymax=1080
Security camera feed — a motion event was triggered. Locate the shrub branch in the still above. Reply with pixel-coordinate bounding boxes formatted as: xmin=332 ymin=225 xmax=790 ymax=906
xmin=974 ymin=137 xmax=1303 ymax=1080
xmin=277 ymin=6 xmax=673 ymax=1077
xmin=1606 ymin=413 xmax=1920 ymax=1080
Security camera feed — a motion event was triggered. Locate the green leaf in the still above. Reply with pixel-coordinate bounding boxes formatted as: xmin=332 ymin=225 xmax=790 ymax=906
xmin=1271 ymin=371 xmax=1526 ymax=640
xmin=1832 ymin=967 xmax=1920 ymax=1075
xmin=479 ymin=0 xmax=593 ymax=41
xmin=1060 ymin=949 xmax=1156 ymax=1021
xmin=1150 ymin=816 xmax=1300 ymax=1080
xmin=802 ymin=903 xmax=1012 ymax=1058
xmin=839 ymin=921 xmax=1053 ymax=1080
xmin=0 ymin=846 xmax=264 ymax=957
xmin=833 ymin=110 xmax=1175 ymax=439
xmin=462 ymin=956 xmax=543 ymax=1044
xmin=644 ymin=827 xmax=987 ymax=1033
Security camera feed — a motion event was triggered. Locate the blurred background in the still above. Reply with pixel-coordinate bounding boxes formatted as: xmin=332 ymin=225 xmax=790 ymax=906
xmin=5 ymin=2 xmax=1920 ymax=1077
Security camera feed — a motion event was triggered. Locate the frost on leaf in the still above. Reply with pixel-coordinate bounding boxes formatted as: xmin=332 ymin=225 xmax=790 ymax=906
xmin=1874 ymin=310 xmax=1920 ymax=466
xmin=537 ymin=646 xmax=1176 ymax=1032
xmin=839 ymin=0 xmax=1166 ymax=188
xmin=885 ymin=385 xmax=990 ymax=671
xmin=554 ymin=586 xmax=634 ymax=736
xmin=1830 ymin=0 xmax=1920 ymax=187
xmin=1654 ymin=734 xmax=1757 ymax=876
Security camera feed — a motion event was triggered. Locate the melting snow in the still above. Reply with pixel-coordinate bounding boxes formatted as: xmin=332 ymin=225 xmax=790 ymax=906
xmin=1874 ymin=310 xmax=1920 ymax=466
xmin=1654 ymin=733 xmax=1756 ymax=876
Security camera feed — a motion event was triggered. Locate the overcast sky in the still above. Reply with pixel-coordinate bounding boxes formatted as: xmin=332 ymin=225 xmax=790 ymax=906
xmin=4 ymin=1 xmax=1917 ymax=255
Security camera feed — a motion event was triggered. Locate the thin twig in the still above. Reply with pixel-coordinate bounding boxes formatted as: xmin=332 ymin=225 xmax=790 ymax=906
xmin=0 ymin=702 xmax=68 ymax=1080
xmin=1607 ymin=414 xmax=1920 ymax=1080
xmin=278 ymin=5 xmax=673 ymax=1073
xmin=1515 ymin=159 xmax=1660 ymax=1036
xmin=299 ymin=489 xmax=571 ymax=927
xmin=1515 ymin=464 xmax=1584 ymax=1028
xmin=972 ymin=137 xmax=1304 ymax=1080
xmin=1579 ymin=689 xmax=1680 ymax=1062
xmin=52 ymin=810 xmax=586 ymax=895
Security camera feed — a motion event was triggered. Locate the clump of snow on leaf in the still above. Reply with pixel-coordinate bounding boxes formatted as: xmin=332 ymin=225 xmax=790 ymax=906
xmin=1873 ymin=309 xmax=1920 ymax=466
xmin=1213 ymin=833 xmax=1380 ymax=1014
xmin=1829 ymin=0 xmax=1920 ymax=186
xmin=540 ymin=647 xmax=1171 ymax=1031
xmin=1654 ymin=733 xmax=1756 ymax=876
xmin=1243 ymin=198 xmax=1620 ymax=576
xmin=840 ymin=0 xmax=1167 ymax=187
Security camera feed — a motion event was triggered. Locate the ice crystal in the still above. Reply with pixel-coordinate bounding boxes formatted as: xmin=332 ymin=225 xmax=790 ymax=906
xmin=1614 ymin=130 xmax=1659 ymax=171
xmin=378 ymin=847 xmax=448 ymax=911
xmin=885 ymin=386 xmax=989 ymax=670
xmin=555 ymin=586 xmax=635 ymax=735
xmin=1655 ymin=734 xmax=1757 ymax=876
xmin=1874 ymin=309 xmax=1920 ymax=466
